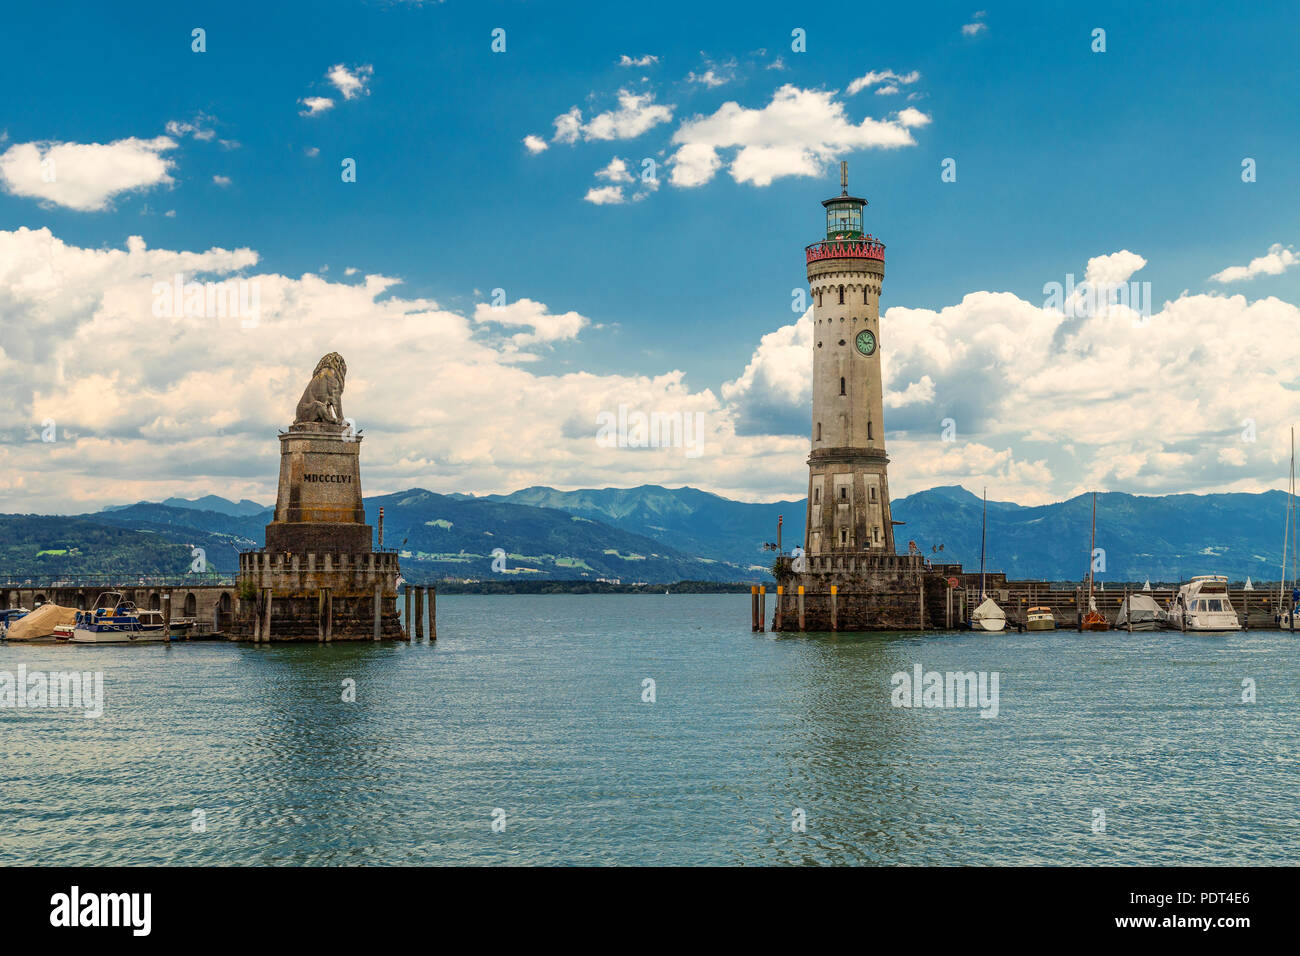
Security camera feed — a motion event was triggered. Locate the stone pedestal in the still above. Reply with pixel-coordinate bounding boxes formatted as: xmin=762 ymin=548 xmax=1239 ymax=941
xmin=264 ymin=422 xmax=372 ymax=554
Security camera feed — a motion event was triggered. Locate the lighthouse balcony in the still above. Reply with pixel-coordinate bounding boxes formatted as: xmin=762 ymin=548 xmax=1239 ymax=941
xmin=806 ymin=238 xmax=885 ymax=263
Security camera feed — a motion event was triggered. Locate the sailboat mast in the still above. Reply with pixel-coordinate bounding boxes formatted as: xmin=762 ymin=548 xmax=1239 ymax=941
xmin=1283 ymin=429 xmax=1293 ymax=606
xmin=1088 ymin=492 xmax=1097 ymax=600
xmin=979 ymin=487 xmax=987 ymax=600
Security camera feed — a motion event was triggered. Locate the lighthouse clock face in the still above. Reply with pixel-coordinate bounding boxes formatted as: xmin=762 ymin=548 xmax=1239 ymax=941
xmin=855 ymin=329 xmax=877 ymax=356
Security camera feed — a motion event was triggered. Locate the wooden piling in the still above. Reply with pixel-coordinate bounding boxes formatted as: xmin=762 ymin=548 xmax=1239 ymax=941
xmin=428 ymin=587 xmax=437 ymax=641
xmin=263 ymin=588 xmax=272 ymax=642
xmin=162 ymin=591 xmax=172 ymax=643
xmin=830 ymin=584 xmax=838 ymax=631
xmin=750 ymin=586 xmax=758 ymax=631
xmin=317 ymin=588 xmax=327 ymax=642
xmin=758 ymin=585 xmax=766 ymax=633
xmin=404 ymin=585 xmax=412 ymax=641
xmin=775 ymin=586 xmax=784 ymax=631
xmin=324 ymin=588 xmax=333 ymax=643
xmin=946 ymin=586 xmax=952 ymax=629
xmin=797 ymin=585 xmax=806 ymax=631
xmin=414 ymin=587 xmax=425 ymax=642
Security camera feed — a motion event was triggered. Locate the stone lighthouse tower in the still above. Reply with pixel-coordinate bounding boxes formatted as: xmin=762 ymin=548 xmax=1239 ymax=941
xmin=804 ymin=162 xmax=895 ymax=557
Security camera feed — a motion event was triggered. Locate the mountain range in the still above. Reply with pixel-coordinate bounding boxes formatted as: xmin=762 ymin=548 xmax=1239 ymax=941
xmin=1 ymin=484 xmax=1295 ymax=585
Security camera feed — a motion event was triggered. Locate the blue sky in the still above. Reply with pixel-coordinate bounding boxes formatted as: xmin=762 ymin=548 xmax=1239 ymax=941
xmin=3 ymin=0 xmax=1300 ymax=511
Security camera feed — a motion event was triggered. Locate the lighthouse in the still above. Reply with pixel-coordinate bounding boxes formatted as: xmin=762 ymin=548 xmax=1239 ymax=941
xmin=803 ymin=162 xmax=895 ymax=557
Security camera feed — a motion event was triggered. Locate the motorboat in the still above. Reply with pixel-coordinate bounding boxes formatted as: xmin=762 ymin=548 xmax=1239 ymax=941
xmin=1167 ymin=576 xmax=1241 ymax=632
xmin=68 ymin=592 xmax=169 ymax=643
xmin=1025 ymin=606 xmax=1056 ymax=631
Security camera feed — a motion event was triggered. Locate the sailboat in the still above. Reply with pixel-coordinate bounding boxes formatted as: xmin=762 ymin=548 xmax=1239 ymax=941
xmin=1080 ymin=492 xmax=1109 ymax=631
xmin=969 ymin=487 xmax=1006 ymax=632
xmin=1276 ymin=428 xmax=1298 ymax=630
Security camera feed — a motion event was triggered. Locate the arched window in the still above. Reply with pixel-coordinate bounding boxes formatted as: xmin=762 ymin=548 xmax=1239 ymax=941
xmin=840 ymin=377 xmax=846 ymax=396
xmin=863 ymin=288 xmax=869 ymax=304
xmin=870 ymin=486 xmax=877 ymax=503
xmin=839 ymin=486 xmax=847 ymax=500
xmin=813 ymin=487 xmax=820 ymax=504
xmin=816 ymin=291 xmax=822 ymax=307
xmin=838 ymin=285 xmax=845 ymax=304
xmin=815 ymin=422 xmax=822 ymax=441
xmin=868 ymin=420 xmax=874 ymax=440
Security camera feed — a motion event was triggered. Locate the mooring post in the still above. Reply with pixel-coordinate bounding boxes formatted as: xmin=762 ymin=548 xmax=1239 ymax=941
xmin=758 ymin=585 xmax=766 ymax=633
xmin=797 ymin=585 xmax=806 ymax=631
xmin=830 ymin=584 xmax=838 ymax=631
xmin=1076 ymin=587 xmax=1082 ymax=631
xmin=415 ymin=587 xmax=425 ymax=642
xmin=750 ymin=586 xmax=758 ymax=631
xmin=317 ymin=588 xmax=326 ymax=642
xmin=404 ymin=585 xmax=412 ymax=641
xmin=946 ymin=586 xmax=952 ymax=629
xmin=775 ymin=585 xmax=784 ymax=631
xmin=428 ymin=587 xmax=437 ymax=641
xmin=1242 ymin=592 xmax=1248 ymax=631
xmin=373 ymin=583 xmax=382 ymax=641
xmin=162 ymin=591 xmax=172 ymax=643
xmin=263 ymin=588 xmax=272 ymax=642
xmin=324 ymin=588 xmax=333 ymax=643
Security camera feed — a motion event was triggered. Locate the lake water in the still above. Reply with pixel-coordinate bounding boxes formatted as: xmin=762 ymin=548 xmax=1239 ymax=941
xmin=2 ymin=594 xmax=1297 ymax=865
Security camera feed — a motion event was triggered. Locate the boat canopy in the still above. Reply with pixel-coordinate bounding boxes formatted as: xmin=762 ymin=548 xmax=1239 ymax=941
xmin=1117 ymin=592 xmax=1165 ymax=625
xmin=971 ymin=596 xmax=1006 ymax=624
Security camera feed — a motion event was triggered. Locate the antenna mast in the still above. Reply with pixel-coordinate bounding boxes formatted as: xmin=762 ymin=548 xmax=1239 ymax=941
xmin=840 ymin=160 xmax=848 ymax=196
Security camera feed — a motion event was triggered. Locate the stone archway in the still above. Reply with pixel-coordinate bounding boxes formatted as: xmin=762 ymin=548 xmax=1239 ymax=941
xmin=216 ymin=592 xmax=232 ymax=630
xmin=183 ymin=593 xmax=197 ymax=618
xmin=149 ymin=592 xmax=161 ymax=611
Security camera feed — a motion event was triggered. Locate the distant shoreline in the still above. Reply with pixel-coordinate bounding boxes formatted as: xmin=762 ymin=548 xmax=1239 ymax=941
xmin=424 ymin=580 xmax=753 ymax=595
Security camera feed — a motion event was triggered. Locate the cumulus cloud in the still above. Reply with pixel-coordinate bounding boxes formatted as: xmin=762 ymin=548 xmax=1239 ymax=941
xmin=0 ymin=136 xmax=176 ymax=212
xmin=8 ymin=228 xmax=1300 ymax=512
xmin=522 ymin=134 xmax=549 ymax=154
xmin=619 ymin=54 xmax=658 ymax=67
xmin=212 ymin=175 xmax=232 ymax=188
xmin=550 ymin=90 xmax=673 ymax=144
xmin=473 ymin=297 xmax=590 ymax=348
xmin=327 ymin=63 xmax=374 ymax=100
xmin=1210 ymin=243 xmax=1298 ymax=283
xmin=721 ymin=248 xmax=1300 ymax=504
xmin=1 ymin=227 xmax=767 ymax=510
xmin=668 ymin=85 xmax=930 ymax=187
xmin=583 ymin=185 xmax=626 ymax=205
xmin=298 ymin=97 xmax=335 ymax=116
xmin=846 ymin=69 xmax=921 ymax=96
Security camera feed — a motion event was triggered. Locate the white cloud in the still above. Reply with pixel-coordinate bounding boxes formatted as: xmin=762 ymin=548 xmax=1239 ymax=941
xmin=212 ymin=175 xmax=232 ymax=188
xmin=846 ymin=69 xmax=921 ymax=96
xmin=0 ymin=136 xmax=177 ymax=212
xmin=522 ymin=134 xmax=549 ymax=154
xmin=583 ymin=90 xmax=674 ymax=141
xmin=668 ymin=85 xmax=929 ymax=187
xmin=594 ymin=157 xmax=634 ymax=183
xmin=305 ymin=146 xmax=320 ymax=157
xmin=619 ymin=54 xmax=658 ymax=67
xmin=327 ymin=63 xmax=374 ymax=100
xmin=9 ymin=229 xmax=1300 ymax=512
xmin=722 ymin=248 xmax=1300 ymax=503
xmin=1210 ymin=243 xmax=1298 ymax=283
xmin=583 ymin=185 xmax=626 ymax=205
xmin=473 ymin=297 xmax=590 ymax=347
xmin=962 ymin=21 xmax=988 ymax=36
xmin=687 ymin=69 xmax=728 ymax=88
xmin=299 ymin=97 xmax=335 ymax=116
xmin=550 ymin=91 xmax=674 ymax=144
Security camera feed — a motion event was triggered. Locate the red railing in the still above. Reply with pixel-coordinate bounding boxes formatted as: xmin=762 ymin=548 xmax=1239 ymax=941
xmin=806 ymin=237 xmax=885 ymax=262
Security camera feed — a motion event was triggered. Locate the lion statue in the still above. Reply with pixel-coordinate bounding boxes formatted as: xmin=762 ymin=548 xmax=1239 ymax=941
xmin=294 ymin=352 xmax=347 ymax=426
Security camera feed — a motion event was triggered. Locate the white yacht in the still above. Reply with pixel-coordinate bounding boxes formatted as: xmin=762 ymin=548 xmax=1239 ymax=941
xmin=1167 ymin=576 xmax=1241 ymax=632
